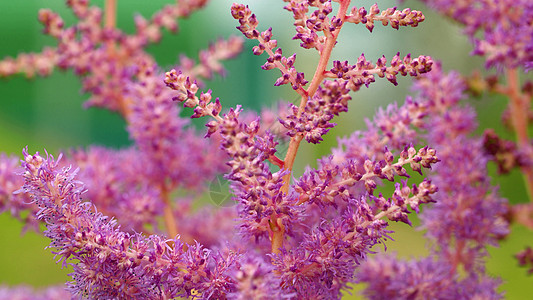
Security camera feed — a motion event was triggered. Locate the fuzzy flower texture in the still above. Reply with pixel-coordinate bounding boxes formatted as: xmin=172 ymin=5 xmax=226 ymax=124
xmin=0 ymin=0 xmax=529 ymax=299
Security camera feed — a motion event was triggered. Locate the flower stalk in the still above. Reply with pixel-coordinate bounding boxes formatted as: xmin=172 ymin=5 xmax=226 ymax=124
xmin=506 ymin=68 xmax=533 ymax=202
xmin=105 ymin=0 xmax=117 ymax=29
xmin=280 ymin=0 xmax=351 ymax=195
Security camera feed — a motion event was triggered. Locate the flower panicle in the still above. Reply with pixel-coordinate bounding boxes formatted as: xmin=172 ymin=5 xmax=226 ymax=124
xmin=18 ymin=149 xmax=243 ymax=299
xmin=356 ymin=254 xmax=504 ymax=300
xmin=231 ymin=3 xmax=308 ymax=94
xmin=5 ymin=0 xmax=513 ymax=298
xmin=420 ymin=0 xmax=533 ymax=69
xmin=216 ymin=110 xmax=298 ymax=240
xmin=269 ymin=185 xmax=437 ymax=297
xmin=0 ymin=0 xmax=232 ymax=114
xmin=0 ymin=47 xmax=58 ymax=78
xmin=167 ymin=67 xmax=296 ymax=241
xmin=345 ymin=4 xmax=426 ymax=32
xmin=326 ymin=53 xmax=433 ymax=90
xmin=283 ymin=1 xmax=426 ymax=49
xmin=276 ymin=52 xmax=433 ymax=144
xmin=133 ymin=0 xmax=209 ymax=43
xmin=295 ymin=145 xmax=439 ymax=207
xmin=165 ymin=69 xmax=223 ymax=122
xmin=176 ymin=36 xmax=244 ymax=87
xmin=230 ymin=1 xmax=432 ymax=153
xmin=371 ymin=178 xmax=438 ymax=225
xmin=18 ymin=148 xmax=80 ymax=208
xmin=0 ymin=154 xmax=41 ymax=231
xmin=279 ymin=80 xmax=351 ymax=143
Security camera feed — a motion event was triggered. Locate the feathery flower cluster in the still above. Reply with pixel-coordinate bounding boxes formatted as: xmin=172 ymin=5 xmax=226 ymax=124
xmin=357 ymin=254 xmax=503 ymax=299
xmin=163 ymin=1 xmax=440 ymax=297
xmin=420 ymin=0 xmax=533 ymax=69
xmin=345 ymin=4 xmax=425 ymax=32
xmin=18 ymin=149 xmax=242 ymax=299
xmin=0 ymin=0 xmax=237 ymax=114
xmin=420 ymin=1 xmax=533 ymax=280
xmin=0 ymin=154 xmax=37 ymax=230
xmin=0 ymin=0 xmax=532 ymax=299
xmin=356 ymin=65 xmax=508 ymax=299
xmin=232 ymin=3 xmax=308 ymax=94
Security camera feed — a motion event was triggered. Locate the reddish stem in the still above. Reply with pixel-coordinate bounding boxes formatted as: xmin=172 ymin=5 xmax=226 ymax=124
xmin=506 ymin=68 xmax=533 ymax=202
xmin=268 ymin=154 xmax=285 ymax=168
xmin=161 ymin=183 xmax=179 ymax=238
xmin=270 ymin=216 xmax=285 ymax=254
xmin=271 ymin=0 xmax=351 ymax=254
xmin=105 ymin=0 xmax=117 ymax=29
xmin=280 ymin=0 xmax=350 ymax=194
xmin=451 ymin=240 xmax=465 ymax=274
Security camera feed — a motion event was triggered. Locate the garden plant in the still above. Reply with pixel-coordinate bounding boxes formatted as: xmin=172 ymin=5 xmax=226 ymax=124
xmin=0 ymin=0 xmax=532 ymax=299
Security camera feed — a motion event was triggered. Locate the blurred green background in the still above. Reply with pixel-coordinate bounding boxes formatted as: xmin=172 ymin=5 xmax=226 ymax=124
xmin=0 ymin=0 xmax=531 ymax=298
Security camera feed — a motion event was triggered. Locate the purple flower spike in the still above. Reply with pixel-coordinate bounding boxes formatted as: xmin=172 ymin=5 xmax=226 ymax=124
xmin=18 ymin=149 xmax=242 ymax=299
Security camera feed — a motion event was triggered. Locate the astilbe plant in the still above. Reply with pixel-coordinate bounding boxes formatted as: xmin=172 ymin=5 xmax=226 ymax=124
xmin=0 ymin=0 xmax=531 ymax=299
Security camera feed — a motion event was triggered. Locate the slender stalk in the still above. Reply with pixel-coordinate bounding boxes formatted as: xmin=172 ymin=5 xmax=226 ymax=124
xmin=161 ymin=183 xmax=179 ymax=238
xmin=451 ymin=240 xmax=465 ymax=274
xmin=104 ymin=0 xmax=131 ymax=117
xmin=104 ymin=3 xmax=172 ymax=235
xmin=270 ymin=216 xmax=285 ymax=253
xmin=103 ymin=5 xmax=183 ymax=244
xmin=506 ymin=68 xmax=533 ymax=202
xmin=272 ymin=0 xmax=351 ymax=254
xmin=280 ymin=0 xmax=351 ymax=195
xmin=104 ymin=0 xmax=117 ymax=29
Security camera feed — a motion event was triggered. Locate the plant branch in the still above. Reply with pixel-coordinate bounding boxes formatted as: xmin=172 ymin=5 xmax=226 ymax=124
xmin=280 ymin=0 xmax=350 ymax=195
xmin=104 ymin=0 xmax=117 ymax=29
xmin=272 ymin=0 xmax=351 ymax=254
xmin=161 ymin=183 xmax=178 ymax=238
xmin=506 ymin=68 xmax=533 ymax=202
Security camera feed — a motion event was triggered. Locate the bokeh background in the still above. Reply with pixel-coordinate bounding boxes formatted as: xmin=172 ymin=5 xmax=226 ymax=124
xmin=0 ymin=0 xmax=532 ymax=298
